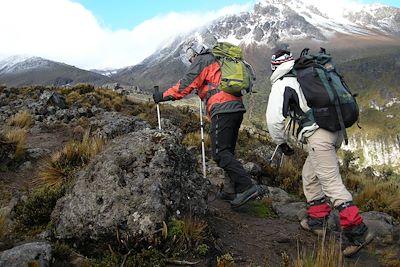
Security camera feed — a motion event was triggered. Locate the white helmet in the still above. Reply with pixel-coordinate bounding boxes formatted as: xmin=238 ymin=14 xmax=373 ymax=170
xmin=180 ymin=40 xmax=206 ymax=66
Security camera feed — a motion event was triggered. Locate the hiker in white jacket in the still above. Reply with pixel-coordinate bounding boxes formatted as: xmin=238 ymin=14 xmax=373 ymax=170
xmin=266 ymin=49 xmax=373 ymax=257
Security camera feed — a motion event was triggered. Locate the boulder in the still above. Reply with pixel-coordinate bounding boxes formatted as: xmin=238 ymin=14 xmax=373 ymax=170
xmin=0 ymin=241 xmax=52 ymax=267
xmin=243 ymin=162 xmax=262 ymax=176
xmin=362 ymin=211 xmax=396 ymax=245
xmin=266 ymin=187 xmax=292 ymax=203
xmin=51 ymin=129 xmax=208 ymax=245
xmin=40 ymin=91 xmax=67 ymax=109
xmin=90 ymin=112 xmax=149 ymax=139
xmin=272 ymin=202 xmax=306 ymax=221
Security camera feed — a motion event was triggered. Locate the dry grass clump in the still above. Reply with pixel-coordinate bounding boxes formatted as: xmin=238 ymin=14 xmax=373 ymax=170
xmin=216 ymin=253 xmax=235 ymax=267
xmin=38 ymin=131 xmax=106 ymax=187
xmin=354 ymin=179 xmax=400 ymax=218
xmin=4 ymin=128 xmax=27 ymax=159
xmin=378 ymin=247 xmax=400 ymax=267
xmin=7 ymin=110 xmax=33 ymax=128
xmin=277 ymin=156 xmax=304 ymax=196
xmin=343 ymin=172 xmax=364 ymax=192
xmin=295 ymin=234 xmax=344 ymax=267
xmin=0 ymin=210 xmax=7 ymax=238
xmin=65 ymin=91 xmax=81 ymax=104
xmin=63 ymin=85 xmax=126 ymax=111
xmin=166 ymin=215 xmax=208 ymax=248
xmin=182 ymin=132 xmax=211 ymax=149
xmin=72 ymin=83 xmax=95 ymax=94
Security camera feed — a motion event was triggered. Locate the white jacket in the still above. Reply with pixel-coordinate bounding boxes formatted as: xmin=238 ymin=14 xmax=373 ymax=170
xmin=266 ymin=60 xmax=319 ymax=144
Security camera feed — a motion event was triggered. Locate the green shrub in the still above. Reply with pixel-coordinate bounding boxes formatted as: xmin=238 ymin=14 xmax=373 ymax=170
xmin=247 ymin=198 xmax=278 ymax=219
xmin=14 ymin=186 xmax=65 ymax=227
xmin=196 ymin=244 xmax=209 ymax=256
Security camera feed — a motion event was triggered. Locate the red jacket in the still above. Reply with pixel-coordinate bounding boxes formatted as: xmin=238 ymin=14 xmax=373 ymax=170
xmin=163 ymin=49 xmax=246 ymax=118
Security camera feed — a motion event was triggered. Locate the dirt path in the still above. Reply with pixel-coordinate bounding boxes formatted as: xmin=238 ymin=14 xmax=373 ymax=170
xmin=0 ymin=124 xmax=73 ymax=206
xmin=208 ymin=198 xmax=382 ymax=267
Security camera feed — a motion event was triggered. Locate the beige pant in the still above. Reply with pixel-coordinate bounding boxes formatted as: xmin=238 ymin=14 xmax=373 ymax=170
xmin=302 ymin=128 xmax=352 ymax=207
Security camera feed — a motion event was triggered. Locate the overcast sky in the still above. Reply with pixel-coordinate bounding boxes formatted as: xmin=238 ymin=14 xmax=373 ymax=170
xmin=0 ymin=0 xmax=398 ymax=70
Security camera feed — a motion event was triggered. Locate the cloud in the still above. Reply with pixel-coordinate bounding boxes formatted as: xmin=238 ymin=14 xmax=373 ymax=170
xmin=0 ymin=0 xmax=252 ymax=69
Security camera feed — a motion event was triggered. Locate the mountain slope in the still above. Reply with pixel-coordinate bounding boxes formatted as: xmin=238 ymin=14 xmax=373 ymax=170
xmin=112 ymin=0 xmax=400 ymax=92
xmin=0 ymin=56 xmax=116 ymax=87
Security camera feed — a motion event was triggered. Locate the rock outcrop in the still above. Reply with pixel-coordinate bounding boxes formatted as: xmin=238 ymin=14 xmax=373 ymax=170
xmin=0 ymin=242 xmax=52 ymax=267
xmin=51 ymin=128 xmax=208 ymax=245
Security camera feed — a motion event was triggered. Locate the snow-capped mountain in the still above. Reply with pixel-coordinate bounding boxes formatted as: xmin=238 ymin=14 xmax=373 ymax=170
xmin=90 ymin=68 xmax=120 ymax=77
xmin=0 ymin=55 xmax=70 ymax=75
xmin=0 ymin=56 xmax=116 ymax=87
xmin=206 ymin=0 xmax=400 ymax=45
xmin=112 ymin=0 xmax=400 ymax=89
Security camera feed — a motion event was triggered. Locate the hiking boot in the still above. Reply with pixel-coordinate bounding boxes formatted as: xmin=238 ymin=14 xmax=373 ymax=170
xmin=230 ymin=184 xmax=264 ymax=208
xmin=342 ymin=223 xmax=375 ymax=257
xmin=300 ymin=216 xmax=327 ymax=236
xmin=216 ymin=191 xmax=236 ymax=202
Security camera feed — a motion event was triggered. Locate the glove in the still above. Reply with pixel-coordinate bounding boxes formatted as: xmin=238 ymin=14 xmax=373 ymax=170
xmin=279 ymin=143 xmax=294 ymax=156
xmin=152 ymin=91 xmax=164 ymax=104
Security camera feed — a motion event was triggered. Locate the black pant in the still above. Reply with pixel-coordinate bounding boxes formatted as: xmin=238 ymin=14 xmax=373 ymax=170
xmin=210 ymin=112 xmax=252 ymax=193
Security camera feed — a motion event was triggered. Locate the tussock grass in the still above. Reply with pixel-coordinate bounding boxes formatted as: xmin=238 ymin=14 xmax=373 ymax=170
xmin=0 ymin=210 xmax=7 ymax=238
xmin=4 ymin=128 xmax=27 ymax=159
xmin=343 ymin=172 xmax=364 ymax=192
xmin=65 ymin=91 xmax=81 ymax=104
xmin=378 ymin=248 xmax=400 ymax=267
xmin=295 ymin=234 xmax=344 ymax=267
xmin=217 ymin=253 xmax=235 ymax=267
xmin=180 ymin=215 xmax=208 ymax=245
xmin=182 ymin=132 xmax=211 ymax=149
xmin=166 ymin=215 xmax=208 ymax=248
xmin=38 ymin=131 xmax=106 ymax=187
xmin=7 ymin=110 xmax=33 ymax=128
xmin=354 ymin=179 xmax=400 ymax=218
xmin=277 ymin=156 xmax=303 ymax=196
xmin=64 ymin=85 xmax=126 ymax=111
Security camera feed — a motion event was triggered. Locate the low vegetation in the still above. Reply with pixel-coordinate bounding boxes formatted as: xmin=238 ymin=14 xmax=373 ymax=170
xmin=63 ymin=83 xmax=126 ymax=112
xmin=14 ymin=185 xmax=65 ymax=228
xmin=182 ymin=132 xmax=211 ymax=149
xmin=1 ymin=84 xmax=399 ymax=265
xmin=0 ymin=210 xmax=7 ymax=239
xmin=246 ymin=198 xmax=277 ymax=219
xmin=7 ymin=110 xmax=33 ymax=128
xmin=295 ymin=233 xmax=344 ymax=267
xmin=217 ymin=253 xmax=235 ymax=267
xmin=38 ymin=131 xmax=105 ymax=187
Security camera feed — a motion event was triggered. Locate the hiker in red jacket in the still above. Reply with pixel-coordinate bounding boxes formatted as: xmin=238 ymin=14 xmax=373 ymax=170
xmin=153 ymin=40 xmax=264 ymax=208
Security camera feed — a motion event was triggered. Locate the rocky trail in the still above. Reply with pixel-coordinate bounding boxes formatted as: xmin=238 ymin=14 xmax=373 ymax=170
xmin=207 ymin=197 xmax=383 ymax=267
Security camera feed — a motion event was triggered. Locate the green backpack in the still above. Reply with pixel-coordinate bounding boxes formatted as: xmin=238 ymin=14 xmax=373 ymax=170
xmin=212 ymin=42 xmax=256 ymax=96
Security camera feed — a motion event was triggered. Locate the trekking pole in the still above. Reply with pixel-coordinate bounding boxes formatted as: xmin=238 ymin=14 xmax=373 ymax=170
xmin=269 ymin=120 xmax=291 ymax=165
xmin=269 ymin=144 xmax=280 ymax=164
xmin=154 ymin=86 xmax=161 ymax=130
xmin=199 ymin=98 xmax=207 ymax=179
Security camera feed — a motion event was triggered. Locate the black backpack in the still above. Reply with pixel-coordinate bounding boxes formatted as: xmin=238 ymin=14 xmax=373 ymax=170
xmin=293 ymin=48 xmax=359 ymax=144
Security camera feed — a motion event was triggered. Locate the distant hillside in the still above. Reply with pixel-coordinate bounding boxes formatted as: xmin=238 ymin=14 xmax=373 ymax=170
xmin=0 ymin=56 xmax=117 ymax=87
